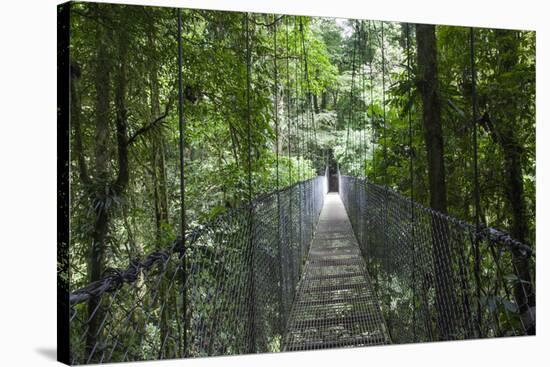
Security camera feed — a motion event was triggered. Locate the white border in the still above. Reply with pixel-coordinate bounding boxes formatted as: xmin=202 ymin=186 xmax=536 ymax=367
xmin=0 ymin=0 xmax=546 ymax=366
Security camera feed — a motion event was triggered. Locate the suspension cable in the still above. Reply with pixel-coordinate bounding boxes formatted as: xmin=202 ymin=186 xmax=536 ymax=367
xmin=298 ymin=19 xmax=309 ymax=177
xmin=405 ymin=22 xmax=417 ymax=342
xmin=245 ymin=15 xmax=253 ymax=202
xmin=285 ymin=16 xmax=292 ymax=184
xmin=379 ymin=20 xmax=390 ymax=277
xmin=469 ymin=26 xmax=483 ymax=336
xmin=361 ymin=21 xmax=367 ymax=177
xmin=176 ymin=7 xmax=189 ymax=357
xmin=293 ymin=17 xmax=304 ymax=181
xmin=380 ymin=21 xmax=387 ymax=187
xmin=470 ymin=28 xmax=482 ymax=244
xmin=300 ymin=18 xmax=317 ymax=174
xmin=351 ymin=20 xmax=361 ymax=176
xmin=244 ymin=12 xmax=257 ymax=353
xmin=299 ymin=18 xmax=315 ymax=238
xmin=272 ymin=13 xmax=287 ymax=334
xmin=406 ymin=23 xmax=414 ymax=220
xmin=346 ymin=22 xmax=359 ymax=173
xmin=368 ymin=20 xmax=376 ymax=183
xmin=284 ymin=15 xmax=295 ymax=287
xmin=274 ymin=17 xmax=280 ymax=193
xmin=294 ymin=16 xmax=305 ymax=265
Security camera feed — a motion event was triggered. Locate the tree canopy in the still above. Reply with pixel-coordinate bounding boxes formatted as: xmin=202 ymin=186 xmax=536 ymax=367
xmin=66 ymin=2 xmax=535 ymax=292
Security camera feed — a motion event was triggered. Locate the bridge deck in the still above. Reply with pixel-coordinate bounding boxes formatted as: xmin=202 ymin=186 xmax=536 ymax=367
xmin=283 ymin=193 xmax=390 ymax=351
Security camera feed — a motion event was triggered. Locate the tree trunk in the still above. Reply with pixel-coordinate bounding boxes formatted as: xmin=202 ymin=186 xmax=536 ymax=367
xmin=147 ymin=21 xmax=173 ymax=357
xmin=148 ymin=26 xmax=170 ymax=245
xmin=320 ymin=91 xmax=328 ymax=110
xmin=86 ymin=7 xmax=132 ymax=354
xmin=415 ymin=23 xmax=457 ymax=340
xmin=416 ymin=25 xmax=447 ymax=213
xmin=86 ymin=6 xmax=111 ymax=353
xmin=70 ymin=62 xmax=89 ymax=186
xmin=313 ymin=93 xmax=320 ymax=113
xmin=484 ymin=30 xmax=535 ymax=332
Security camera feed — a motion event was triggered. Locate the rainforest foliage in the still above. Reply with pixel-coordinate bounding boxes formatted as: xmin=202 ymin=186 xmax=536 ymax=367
xmin=66 ymin=3 xmax=535 ymax=292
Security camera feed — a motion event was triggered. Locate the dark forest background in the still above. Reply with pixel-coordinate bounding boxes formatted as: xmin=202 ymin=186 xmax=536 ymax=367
xmin=64 ymin=2 xmax=535 ymax=295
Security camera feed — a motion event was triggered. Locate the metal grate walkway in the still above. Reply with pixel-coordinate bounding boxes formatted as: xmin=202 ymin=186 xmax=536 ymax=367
xmin=283 ymin=193 xmax=391 ymax=351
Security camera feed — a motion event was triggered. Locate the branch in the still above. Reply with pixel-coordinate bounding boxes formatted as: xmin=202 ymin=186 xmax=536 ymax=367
xmin=478 ymin=111 xmax=501 ymax=145
xmin=72 ymin=7 xmax=117 ymax=32
xmin=127 ymin=97 xmax=173 ymax=147
xmin=249 ymin=15 xmax=285 ymax=28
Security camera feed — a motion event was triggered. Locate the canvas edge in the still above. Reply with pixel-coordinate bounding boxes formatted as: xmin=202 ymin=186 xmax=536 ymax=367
xmin=57 ymin=1 xmax=71 ymax=365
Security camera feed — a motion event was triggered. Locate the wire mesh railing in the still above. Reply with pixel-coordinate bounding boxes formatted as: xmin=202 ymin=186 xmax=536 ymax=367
xmin=339 ymin=175 xmax=535 ymax=344
xmin=69 ymin=175 xmax=328 ymax=364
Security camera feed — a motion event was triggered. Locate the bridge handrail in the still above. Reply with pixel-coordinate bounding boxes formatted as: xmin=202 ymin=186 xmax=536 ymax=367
xmin=338 ymin=174 xmax=535 ymax=340
xmin=69 ymin=175 xmax=326 ymax=305
xmin=339 ymin=175 xmax=533 ymax=258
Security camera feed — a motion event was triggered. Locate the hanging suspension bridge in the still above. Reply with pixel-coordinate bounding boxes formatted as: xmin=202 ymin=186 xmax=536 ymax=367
xmin=65 ymin=12 xmax=535 ymax=365
xmin=68 ymin=171 xmax=535 ymax=363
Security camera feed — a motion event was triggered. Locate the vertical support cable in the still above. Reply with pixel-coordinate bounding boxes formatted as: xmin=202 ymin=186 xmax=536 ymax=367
xmin=244 ymin=12 xmax=257 ymax=353
xmin=294 ymin=17 xmax=304 ymax=263
xmin=351 ymin=20 xmax=359 ymax=226
xmin=294 ymin=18 xmax=302 ymax=181
xmin=346 ymin=23 xmax=358 ymax=174
xmin=380 ymin=21 xmax=387 ymax=187
xmin=300 ymin=20 xmax=318 ymax=159
xmin=299 ymin=19 xmax=309 ymax=172
xmin=285 ymin=16 xmax=295 ymax=290
xmin=274 ymin=18 xmax=280 ymax=194
xmin=273 ymin=15 xmax=286 ymax=336
xmin=469 ymin=26 xmax=483 ymax=337
xmin=405 ymin=22 xmax=417 ymax=341
xmin=351 ymin=20 xmax=361 ymax=233
xmin=361 ymin=21 xmax=367 ymax=177
xmin=298 ymin=19 xmax=309 ymax=243
xmin=380 ymin=21 xmax=390 ymax=276
xmin=285 ymin=16 xmax=292 ymax=186
xmin=176 ymin=7 xmax=188 ymax=357
xmin=299 ymin=18 xmax=315 ymax=244
xmin=368 ymin=21 xmax=376 ymax=184
xmin=360 ymin=20 xmax=367 ymax=251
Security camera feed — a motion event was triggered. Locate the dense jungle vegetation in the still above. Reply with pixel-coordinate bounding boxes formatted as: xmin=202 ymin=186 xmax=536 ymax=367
xmin=64 ymin=2 xmax=535 ymax=296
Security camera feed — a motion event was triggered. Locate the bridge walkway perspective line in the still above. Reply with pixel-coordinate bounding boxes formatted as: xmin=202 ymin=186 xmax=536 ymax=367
xmin=283 ymin=192 xmax=391 ymax=351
